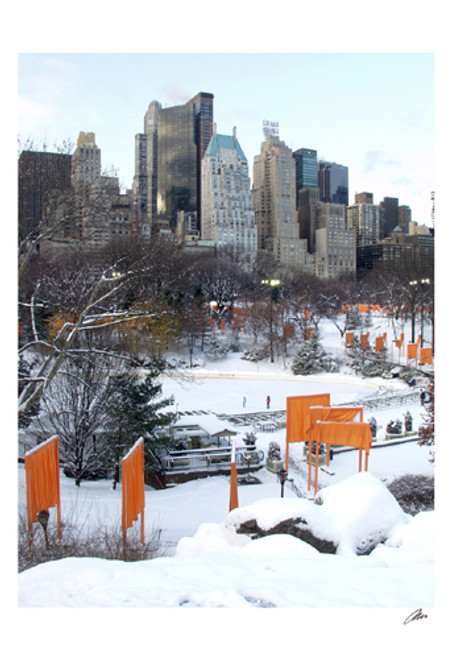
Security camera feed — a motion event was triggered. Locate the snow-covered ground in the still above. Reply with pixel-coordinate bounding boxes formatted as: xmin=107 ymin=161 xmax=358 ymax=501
xmin=13 ymin=315 xmax=444 ymax=655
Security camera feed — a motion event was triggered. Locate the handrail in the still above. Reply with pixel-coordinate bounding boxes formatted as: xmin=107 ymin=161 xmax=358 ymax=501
xmin=161 ymin=446 xmax=264 ymax=473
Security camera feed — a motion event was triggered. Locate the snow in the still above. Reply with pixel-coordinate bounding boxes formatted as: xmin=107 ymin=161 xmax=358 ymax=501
xmin=13 ymin=315 xmax=443 ymax=655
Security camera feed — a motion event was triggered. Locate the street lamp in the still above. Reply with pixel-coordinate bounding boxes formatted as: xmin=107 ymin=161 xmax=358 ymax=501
xmin=276 ymin=468 xmax=293 ymax=498
xmin=261 ymin=279 xmax=281 ymax=363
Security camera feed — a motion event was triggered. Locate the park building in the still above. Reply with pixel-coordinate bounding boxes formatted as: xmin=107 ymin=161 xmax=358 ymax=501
xmin=201 ymin=126 xmax=257 ymax=263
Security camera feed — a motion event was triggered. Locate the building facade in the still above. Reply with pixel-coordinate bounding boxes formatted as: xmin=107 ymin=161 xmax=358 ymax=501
xmin=293 ymin=148 xmax=318 ymax=206
xmin=318 ymin=161 xmax=349 ymax=206
xmin=18 ymin=150 xmax=72 ymax=241
xmin=297 ymin=187 xmax=320 ymax=251
xmin=253 ymin=135 xmax=310 ymax=269
xmin=201 ymin=127 xmax=257 ymax=263
xmin=347 ymin=192 xmax=380 ymax=248
xmin=379 ymin=196 xmax=399 ymax=237
xmin=71 ymin=132 xmax=101 ymax=188
xmin=133 ymin=92 xmax=214 ymax=236
xmin=398 ymin=205 xmax=412 ymax=234
xmin=313 ymin=203 xmax=356 ymax=279
xmin=357 ymin=226 xmax=434 ymax=276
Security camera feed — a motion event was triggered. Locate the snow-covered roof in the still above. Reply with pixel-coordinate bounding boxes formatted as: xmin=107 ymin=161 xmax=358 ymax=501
xmin=174 ymin=414 xmax=237 ymax=436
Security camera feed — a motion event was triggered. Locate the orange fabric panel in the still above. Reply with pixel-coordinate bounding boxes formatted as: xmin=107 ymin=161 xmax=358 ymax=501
xmin=229 ymin=462 xmax=239 ymax=511
xmin=375 ymin=336 xmax=384 ymax=351
xmin=309 ymin=406 xmax=362 ymax=431
xmin=25 ymin=436 xmax=61 ymax=532
xmin=122 ymin=438 xmax=145 ymax=531
xmin=407 ymin=343 xmax=418 ymax=359
xmin=359 ymin=304 xmax=369 ymax=312
xmin=312 ymin=422 xmax=372 ymax=451
xmin=345 ymin=332 xmax=354 ymax=345
xmin=286 ymin=394 xmax=331 ymax=444
xmin=420 ymin=348 xmax=433 ymax=364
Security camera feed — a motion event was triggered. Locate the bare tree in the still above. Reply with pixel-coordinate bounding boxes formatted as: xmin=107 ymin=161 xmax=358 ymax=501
xmin=18 ymin=251 xmax=164 ymax=417
xmin=28 ymin=345 xmax=118 ymax=486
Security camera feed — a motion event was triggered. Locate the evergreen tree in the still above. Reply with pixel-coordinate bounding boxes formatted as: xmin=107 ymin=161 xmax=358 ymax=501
xmin=291 ymin=334 xmax=338 ymax=375
xmin=105 ymin=359 xmax=175 ymax=488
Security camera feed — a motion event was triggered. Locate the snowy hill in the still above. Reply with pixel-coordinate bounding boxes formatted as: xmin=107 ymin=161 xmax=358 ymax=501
xmin=15 ymin=314 xmax=441 ymax=656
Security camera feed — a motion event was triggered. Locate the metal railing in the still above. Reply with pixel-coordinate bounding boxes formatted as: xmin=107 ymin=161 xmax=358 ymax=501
xmin=160 ymin=445 xmax=265 ymax=474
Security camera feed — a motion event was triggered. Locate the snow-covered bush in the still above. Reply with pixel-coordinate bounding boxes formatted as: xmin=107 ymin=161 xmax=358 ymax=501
xmin=404 ymin=411 xmax=413 ymax=432
xmin=368 ymin=416 xmax=377 ymax=437
xmin=267 ymin=441 xmax=281 ymax=461
xmin=386 ymin=474 xmax=434 ymax=514
xmin=386 ymin=419 xmax=402 ymax=435
xmin=241 ymin=347 xmax=270 ymax=362
xmin=18 ymin=512 xmax=163 ymax=573
xmin=243 ymin=431 xmax=257 ymax=451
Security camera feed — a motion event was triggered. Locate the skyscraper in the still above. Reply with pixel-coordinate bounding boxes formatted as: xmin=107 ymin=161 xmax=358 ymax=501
xmin=253 ymin=135 xmax=309 ymax=269
xmin=201 ymin=126 xmax=257 ymax=262
xmin=18 ymin=150 xmax=71 ymax=241
xmin=293 ymin=148 xmax=318 ymax=205
xmin=318 ymin=161 xmax=349 ymax=206
xmin=379 ymin=196 xmax=399 ymax=237
xmin=314 ymin=203 xmax=356 ymax=279
xmin=347 ymin=192 xmax=380 ymax=248
xmin=134 ymin=92 xmax=214 ymax=235
xmin=71 ymin=131 xmax=101 ymax=188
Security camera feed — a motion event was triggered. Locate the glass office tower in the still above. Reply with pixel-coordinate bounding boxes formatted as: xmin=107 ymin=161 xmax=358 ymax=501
xmin=134 ymin=92 xmax=214 ymax=234
xmin=318 ymin=161 xmax=349 ymax=206
xmin=293 ymin=148 xmax=318 ymax=206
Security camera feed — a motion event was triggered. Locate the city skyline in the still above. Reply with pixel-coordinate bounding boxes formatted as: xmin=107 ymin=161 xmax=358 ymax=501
xmin=18 ymin=53 xmax=434 ymax=226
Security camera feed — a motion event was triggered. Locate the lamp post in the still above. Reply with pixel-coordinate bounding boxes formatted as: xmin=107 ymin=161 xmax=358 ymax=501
xmin=261 ymin=279 xmax=281 ymax=363
xmin=37 ymin=509 xmax=50 ymax=550
xmin=409 ymin=278 xmax=430 ymax=346
xmin=276 ymin=468 xmax=292 ymax=498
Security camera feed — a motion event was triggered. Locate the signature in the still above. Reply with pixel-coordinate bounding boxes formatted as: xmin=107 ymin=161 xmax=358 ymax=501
xmin=404 ymin=608 xmax=428 ymax=625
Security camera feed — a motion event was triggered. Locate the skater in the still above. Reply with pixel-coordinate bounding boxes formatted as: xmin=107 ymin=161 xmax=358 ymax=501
xmin=243 ymin=395 xmax=247 ymax=408
xmin=266 ymin=395 xmax=271 ymax=409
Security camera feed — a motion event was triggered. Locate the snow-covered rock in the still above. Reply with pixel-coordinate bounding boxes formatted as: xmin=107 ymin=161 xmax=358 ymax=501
xmin=177 ymin=472 xmax=409 ymax=558
xmin=314 ymin=471 xmax=409 ymax=555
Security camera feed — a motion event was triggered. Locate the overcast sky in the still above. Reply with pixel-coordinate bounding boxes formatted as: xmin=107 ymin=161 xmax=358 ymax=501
xmin=18 ymin=51 xmax=434 ymax=225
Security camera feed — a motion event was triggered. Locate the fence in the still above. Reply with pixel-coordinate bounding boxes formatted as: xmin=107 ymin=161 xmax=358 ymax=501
xmin=160 ymin=445 xmax=265 ymax=474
